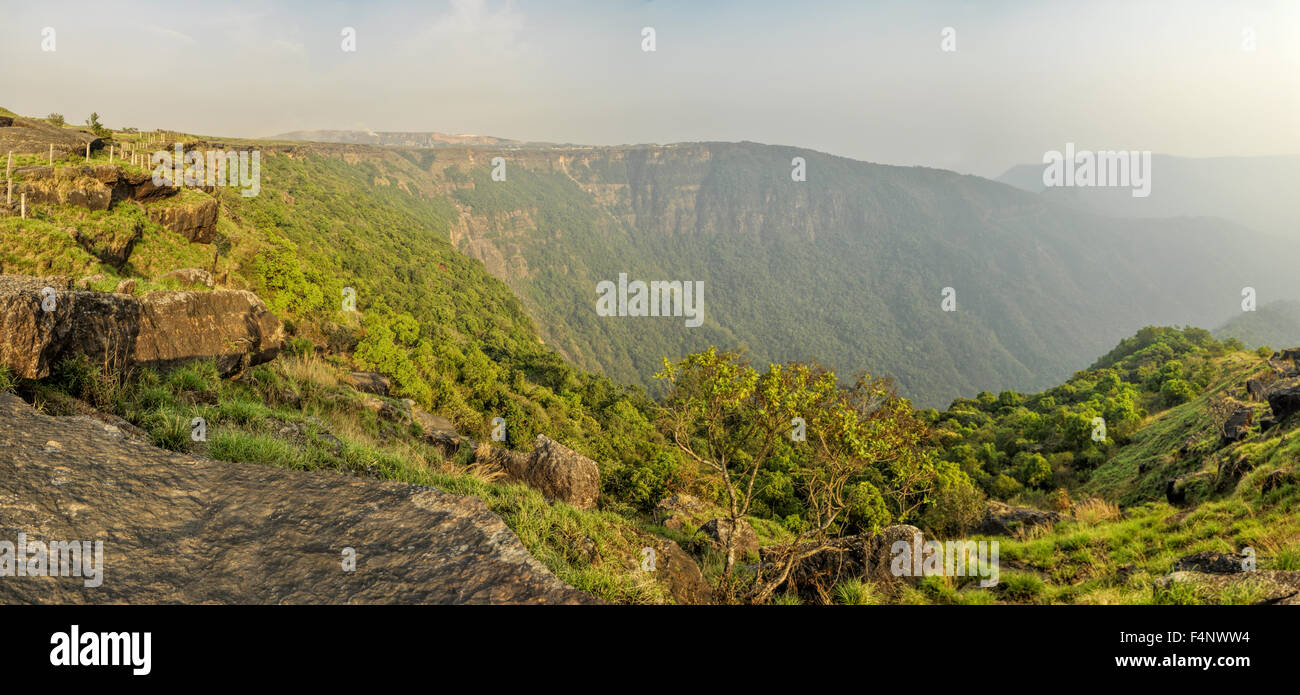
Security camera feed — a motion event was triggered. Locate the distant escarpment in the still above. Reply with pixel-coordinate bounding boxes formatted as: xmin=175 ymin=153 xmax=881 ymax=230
xmin=0 ymin=392 xmax=596 ymax=604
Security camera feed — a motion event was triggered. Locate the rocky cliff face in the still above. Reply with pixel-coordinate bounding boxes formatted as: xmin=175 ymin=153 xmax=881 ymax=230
xmin=0 ymin=274 xmax=284 ymax=379
xmin=0 ymin=392 xmax=597 ymax=604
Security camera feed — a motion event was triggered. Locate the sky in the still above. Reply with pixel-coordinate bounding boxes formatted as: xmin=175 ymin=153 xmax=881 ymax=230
xmin=1 ymin=0 xmax=1297 ymax=178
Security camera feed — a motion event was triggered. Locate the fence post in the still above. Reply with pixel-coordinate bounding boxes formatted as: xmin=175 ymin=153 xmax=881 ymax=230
xmin=20 ymin=193 xmax=26 ymax=219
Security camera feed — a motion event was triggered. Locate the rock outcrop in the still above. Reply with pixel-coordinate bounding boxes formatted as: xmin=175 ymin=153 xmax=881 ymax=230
xmin=160 ymin=267 xmax=215 ymax=288
xmin=977 ymin=501 xmax=1063 ymax=536
xmin=8 ymin=164 xmax=177 ymax=213
xmin=1220 ymin=406 xmax=1254 ymax=444
xmin=520 ymin=436 xmax=601 ymax=510
xmin=0 ymin=274 xmax=284 ymax=379
xmin=147 ymin=196 xmax=219 ymax=243
xmin=1156 ymin=570 xmax=1300 ymax=605
xmin=0 ymin=393 xmax=596 ymax=604
xmin=1173 ymin=551 xmax=1250 ymax=574
xmin=344 ymin=371 xmax=391 ymax=396
xmin=0 ymin=116 xmax=101 ymax=158
xmin=410 ymin=404 xmax=472 ymax=456
xmin=1266 ymin=385 xmax=1300 ymax=423
xmin=478 ymin=435 xmax=601 ymax=509
xmin=1261 ymin=468 xmax=1297 ymax=494
xmin=645 ymin=539 xmax=712 ymax=605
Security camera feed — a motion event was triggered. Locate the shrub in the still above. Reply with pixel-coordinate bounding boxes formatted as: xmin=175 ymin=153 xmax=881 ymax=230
xmin=989 ymin=473 xmax=1023 ymax=499
xmin=1160 ymin=379 xmax=1195 ymax=406
xmin=46 ymin=113 xmax=65 ymax=127
xmin=923 ymin=475 xmax=986 ymax=536
xmin=834 ymin=579 xmax=883 ymax=605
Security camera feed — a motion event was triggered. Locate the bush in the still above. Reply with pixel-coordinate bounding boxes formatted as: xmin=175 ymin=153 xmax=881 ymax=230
xmin=1160 ymin=379 xmax=1195 ymax=406
xmin=834 ymin=579 xmax=883 ymax=605
xmin=989 ymin=473 xmax=1023 ymax=499
xmin=923 ymin=475 xmax=986 ymax=536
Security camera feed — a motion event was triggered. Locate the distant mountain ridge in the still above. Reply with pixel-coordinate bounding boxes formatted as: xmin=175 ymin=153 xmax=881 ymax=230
xmin=1214 ymin=300 xmax=1300 ymax=350
xmin=996 ymin=154 xmax=1300 ymax=239
xmin=271 ymin=129 xmax=521 ymax=148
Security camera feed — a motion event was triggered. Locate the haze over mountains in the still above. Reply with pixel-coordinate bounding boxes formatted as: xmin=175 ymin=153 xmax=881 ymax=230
xmin=348 ymin=138 xmax=1300 ymax=408
xmin=273 ymin=129 xmax=522 ymax=148
xmin=997 ymin=154 xmax=1300 ymax=240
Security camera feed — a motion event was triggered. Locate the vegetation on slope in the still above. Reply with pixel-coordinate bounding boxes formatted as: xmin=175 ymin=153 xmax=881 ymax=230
xmin=4 ymin=112 xmax=1297 ymax=605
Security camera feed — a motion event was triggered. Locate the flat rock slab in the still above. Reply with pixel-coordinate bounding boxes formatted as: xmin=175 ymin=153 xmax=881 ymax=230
xmin=0 ymin=393 xmax=595 ymax=604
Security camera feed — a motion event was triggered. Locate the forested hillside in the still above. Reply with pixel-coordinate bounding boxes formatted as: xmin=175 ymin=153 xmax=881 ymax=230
xmin=393 ymin=141 xmax=1300 ymax=408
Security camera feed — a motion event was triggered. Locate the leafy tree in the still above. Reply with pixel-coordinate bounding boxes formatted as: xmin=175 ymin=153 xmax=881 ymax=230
xmin=85 ymin=112 xmax=109 ymax=138
xmin=657 ymin=348 xmax=937 ymax=604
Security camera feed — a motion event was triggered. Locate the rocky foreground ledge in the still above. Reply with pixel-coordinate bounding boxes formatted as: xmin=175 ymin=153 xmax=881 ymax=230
xmin=0 ymin=393 xmax=596 ymax=604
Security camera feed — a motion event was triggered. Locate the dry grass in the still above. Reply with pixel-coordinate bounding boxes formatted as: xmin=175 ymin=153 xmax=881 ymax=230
xmin=276 ymin=353 xmax=338 ymax=387
xmin=1072 ymin=497 xmax=1121 ymax=525
xmin=462 ymin=460 xmax=507 ymax=484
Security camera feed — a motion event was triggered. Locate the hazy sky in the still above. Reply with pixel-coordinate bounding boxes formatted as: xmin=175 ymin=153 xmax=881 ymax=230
xmin=2 ymin=0 xmax=1297 ymax=177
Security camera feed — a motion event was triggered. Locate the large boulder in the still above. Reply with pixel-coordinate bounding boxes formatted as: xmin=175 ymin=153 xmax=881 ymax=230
xmin=479 ymin=435 xmax=600 ymax=509
xmin=700 ymin=517 xmax=759 ymax=560
xmin=0 ymin=393 xmax=596 ymax=604
xmin=0 ymin=274 xmax=284 ymax=379
xmin=644 ymin=539 xmax=712 ymax=605
xmin=1220 ymin=406 xmax=1254 ymax=444
xmin=521 ymin=435 xmax=600 ymax=510
xmin=147 ymin=196 xmax=219 ymax=243
xmin=1266 ymin=385 xmax=1300 ymax=423
xmin=344 ymin=371 xmax=391 ymax=396
xmin=977 ymin=501 xmax=1063 ymax=536
xmin=410 ymin=404 xmax=471 ymax=456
